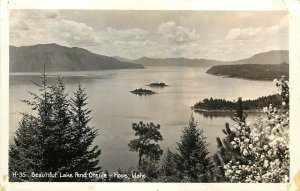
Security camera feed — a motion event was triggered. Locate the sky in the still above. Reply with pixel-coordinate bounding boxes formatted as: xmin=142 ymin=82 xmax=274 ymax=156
xmin=10 ymin=10 xmax=288 ymax=61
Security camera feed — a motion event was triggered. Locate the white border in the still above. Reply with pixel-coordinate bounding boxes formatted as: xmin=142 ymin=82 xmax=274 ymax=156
xmin=1 ymin=0 xmax=300 ymax=191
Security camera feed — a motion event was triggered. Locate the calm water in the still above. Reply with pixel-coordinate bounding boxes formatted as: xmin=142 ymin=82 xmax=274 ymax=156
xmin=9 ymin=67 xmax=278 ymax=172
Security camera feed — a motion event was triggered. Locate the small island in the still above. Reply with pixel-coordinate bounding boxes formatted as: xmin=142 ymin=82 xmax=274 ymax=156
xmin=192 ymin=94 xmax=282 ymax=112
xmin=130 ymin=88 xmax=157 ymax=96
xmin=147 ymin=82 xmax=168 ymax=88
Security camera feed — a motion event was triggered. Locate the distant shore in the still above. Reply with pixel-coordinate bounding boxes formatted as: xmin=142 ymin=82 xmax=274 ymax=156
xmin=192 ymin=108 xmax=262 ymax=113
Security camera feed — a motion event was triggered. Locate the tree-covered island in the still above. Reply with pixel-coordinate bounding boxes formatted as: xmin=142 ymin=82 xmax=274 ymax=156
xmin=130 ymin=88 xmax=157 ymax=96
xmin=147 ymin=82 xmax=168 ymax=88
xmin=192 ymin=94 xmax=282 ymax=112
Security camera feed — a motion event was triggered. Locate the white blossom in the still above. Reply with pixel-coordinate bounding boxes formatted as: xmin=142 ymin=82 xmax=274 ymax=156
xmin=223 ymin=77 xmax=289 ymax=183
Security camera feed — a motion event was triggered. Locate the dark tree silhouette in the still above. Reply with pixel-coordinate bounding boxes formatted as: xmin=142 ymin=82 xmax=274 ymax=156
xmin=9 ymin=72 xmax=101 ymax=182
xmin=9 ymin=114 xmax=43 ymax=181
xmin=69 ymin=83 xmax=102 ymax=179
xmin=174 ymin=115 xmax=211 ymax=182
xmin=128 ymin=121 xmax=163 ymax=166
xmin=161 ymin=149 xmax=176 ymax=176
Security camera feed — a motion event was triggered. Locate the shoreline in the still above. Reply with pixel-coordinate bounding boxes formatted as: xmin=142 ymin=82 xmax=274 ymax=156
xmin=193 ymin=108 xmax=263 ymax=113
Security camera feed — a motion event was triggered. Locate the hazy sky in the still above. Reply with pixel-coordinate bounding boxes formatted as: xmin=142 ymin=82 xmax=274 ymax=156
xmin=10 ymin=10 xmax=288 ymax=61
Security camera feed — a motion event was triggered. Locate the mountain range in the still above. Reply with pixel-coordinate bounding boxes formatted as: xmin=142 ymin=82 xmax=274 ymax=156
xmin=115 ymin=50 xmax=289 ymax=67
xmin=120 ymin=57 xmax=226 ymax=67
xmin=9 ymin=43 xmax=289 ymax=72
xmin=9 ymin=43 xmax=144 ymax=72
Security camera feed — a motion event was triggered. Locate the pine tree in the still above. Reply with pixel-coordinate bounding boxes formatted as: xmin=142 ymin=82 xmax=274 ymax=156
xmin=45 ymin=77 xmax=74 ymax=177
xmin=233 ymin=97 xmax=247 ymax=123
xmin=159 ymin=148 xmax=180 ymax=182
xmin=9 ymin=72 xmax=102 ymax=182
xmin=128 ymin=121 xmax=163 ymax=181
xmin=128 ymin=121 xmax=163 ymax=167
xmin=9 ymin=114 xmax=43 ymax=181
xmin=10 ymin=70 xmax=54 ymax=181
xmin=69 ymin=83 xmax=102 ymax=178
xmin=161 ymin=149 xmax=176 ymax=176
xmin=174 ymin=115 xmax=211 ymax=182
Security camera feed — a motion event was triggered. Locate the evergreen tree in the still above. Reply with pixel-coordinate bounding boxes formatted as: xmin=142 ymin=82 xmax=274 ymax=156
xmin=9 ymin=72 xmax=101 ymax=182
xmin=161 ymin=149 xmax=176 ymax=176
xmin=233 ymin=97 xmax=247 ymax=123
xmin=69 ymin=83 xmax=102 ymax=178
xmin=174 ymin=115 xmax=211 ymax=182
xmin=9 ymin=114 xmax=43 ymax=181
xmin=138 ymin=159 xmax=160 ymax=181
xmin=159 ymin=149 xmax=180 ymax=182
xmin=128 ymin=121 xmax=163 ymax=167
xmin=11 ymin=71 xmax=54 ymax=180
xmin=45 ymin=77 xmax=74 ymax=177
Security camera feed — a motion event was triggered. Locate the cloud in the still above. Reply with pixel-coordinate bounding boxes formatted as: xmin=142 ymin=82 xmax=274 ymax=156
xmin=10 ymin=10 xmax=102 ymax=47
xmin=10 ymin=10 xmax=150 ymax=51
xmin=10 ymin=10 xmax=288 ymax=60
xmin=225 ymin=14 xmax=288 ymax=41
xmin=158 ymin=21 xmax=200 ymax=45
xmin=225 ymin=27 xmax=263 ymax=41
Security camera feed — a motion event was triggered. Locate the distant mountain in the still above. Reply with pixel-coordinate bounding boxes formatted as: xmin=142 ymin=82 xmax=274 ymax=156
xmin=10 ymin=44 xmax=144 ymax=72
xmin=114 ymin=50 xmax=289 ymax=68
xmin=113 ymin=56 xmax=133 ymax=63
xmin=206 ymin=63 xmax=289 ymax=81
xmin=229 ymin=50 xmax=289 ymax=65
xmin=129 ymin=57 xmax=226 ymax=67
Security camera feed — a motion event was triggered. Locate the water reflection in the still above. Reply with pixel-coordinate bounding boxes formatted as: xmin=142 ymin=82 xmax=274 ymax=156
xmin=194 ymin=110 xmax=262 ymax=120
xmin=194 ymin=110 xmax=234 ymax=119
xmin=9 ymin=72 xmax=114 ymax=85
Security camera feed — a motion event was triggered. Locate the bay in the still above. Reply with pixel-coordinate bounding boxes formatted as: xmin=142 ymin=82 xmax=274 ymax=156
xmin=9 ymin=67 xmax=278 ymax=172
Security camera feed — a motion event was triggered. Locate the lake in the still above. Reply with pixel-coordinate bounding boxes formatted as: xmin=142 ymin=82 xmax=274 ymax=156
xmin=9 ymin=67 xmax=278 ymax=172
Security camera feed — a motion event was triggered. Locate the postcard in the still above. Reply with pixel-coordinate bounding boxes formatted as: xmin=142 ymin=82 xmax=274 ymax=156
xmin=1 ymin=0 xmax=300 ymax=190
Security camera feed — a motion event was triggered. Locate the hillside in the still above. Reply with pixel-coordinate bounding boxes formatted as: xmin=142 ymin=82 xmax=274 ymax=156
xmin=10 ymin=44 xmax=144 ymax=72
xmin=114 ymin=50 xmax=288 ymax=68
xmin=229 ymin=50 xmax=289 ymax=65
xmin=193 ymin=94 xmax=282 ymax=112
xmin=206 ymin=63 xmax=289 ymax=81
xmin=130 ymin=57 xmax=226 ymax=67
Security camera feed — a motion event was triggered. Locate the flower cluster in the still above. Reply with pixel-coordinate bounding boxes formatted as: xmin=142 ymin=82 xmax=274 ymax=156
xmin=223 ymin=76 xmax=289 ymax=183
xmin=274 ymin=76 xmax=289 ymax=108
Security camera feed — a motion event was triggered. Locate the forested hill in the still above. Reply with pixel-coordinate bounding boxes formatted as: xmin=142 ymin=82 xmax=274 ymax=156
xmin=193 ymin=94 xmax=282 ymax=112
xmin=114 ymin=50 xmax=289 ymax=68
xmin=206 ymin=63 xmax=289 ymax=81
xmin=9 ymin=44 xmax=144 ymax=72
xmin=129 ymin=57 xmax=226 ymax=67
xmin=227 ymin=50 xmax=288 ymax=65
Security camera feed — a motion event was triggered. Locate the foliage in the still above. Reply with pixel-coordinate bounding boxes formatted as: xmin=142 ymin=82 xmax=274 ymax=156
xmin=173 ymin=115 xmax=211 ymax=182
xmin=193 ymin=94 xmax=282 ymax=111
xmin=9 ymin=72 xmax=101 ymax=181
xmin=128 ymin=121 xmax=163 ymax=167
xmin=68 ymin=83 xmax=102 ymax=179
xmin=9 ymin=114 xmax=43 ymax=181
xmin=147 ymin=82 xmax=168 ymax=88
xmin=207 ymin=63 xmax=289 ymax=81
xmin=130 ymin=88 xmax=156 ymax=96
xmin=137 ymin=159 xmax=160 ymax=182
xmin=159 ymin=149 xmax=180 ymax=182
xmin=220 ymin=76 xmax=289 ymax=182
xmin=161 ymin=149 xmax=177 ymax=176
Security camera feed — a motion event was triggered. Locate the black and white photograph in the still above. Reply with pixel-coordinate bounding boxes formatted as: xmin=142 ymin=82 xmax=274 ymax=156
xmin=7 ymin=9 xmax=291 ymax=183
